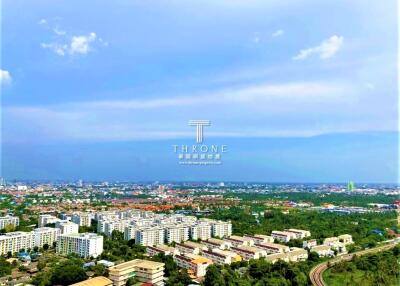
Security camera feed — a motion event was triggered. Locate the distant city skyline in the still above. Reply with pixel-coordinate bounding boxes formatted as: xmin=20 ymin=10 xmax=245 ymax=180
xmin=1 ymin=1 xmax=398 ymax=183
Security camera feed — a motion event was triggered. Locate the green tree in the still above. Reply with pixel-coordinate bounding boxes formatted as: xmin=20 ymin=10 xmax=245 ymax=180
xmin=204 ymin=265 xmax=225 ymax=286
xmin=50 ymin=259 xmax=87 ymax=285
xmin=0 ymin=257 xmax=12 ymax=278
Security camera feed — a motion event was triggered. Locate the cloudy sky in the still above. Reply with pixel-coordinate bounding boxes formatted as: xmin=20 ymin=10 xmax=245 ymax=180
xmin=1 ymin=0 xmax=398 ymax=183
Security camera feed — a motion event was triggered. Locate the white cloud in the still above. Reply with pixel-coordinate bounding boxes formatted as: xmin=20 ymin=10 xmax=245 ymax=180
xmin=41 ymin=43 xmax=68 ymax=56
xmin=293 ymin=35 xmax=344 ymax=60
xmin=38 ymin=18 xmax=47 ymax=25
xmin=0 ymin=69 xmax=12 ymax=84
xmin=70 ymin=33 xmax=97 ymax=55
xmin=41 ymin=32 xmax=99 ymax=56
xmin=53 ymin=27 xmax=66 ymax=36
xmin=272 ymin=29 xmax=284 ymax=37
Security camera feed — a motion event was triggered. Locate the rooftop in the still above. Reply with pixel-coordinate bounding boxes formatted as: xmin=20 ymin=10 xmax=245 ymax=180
xmin=109 ymin=259 xmax=164 ymax=271
xmin=69 ymin=276 xmax=112 ymax=286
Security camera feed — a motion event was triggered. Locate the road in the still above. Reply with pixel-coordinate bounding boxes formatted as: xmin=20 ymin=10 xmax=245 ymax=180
xmin=309 ymin=241 xmax=399 ymax=286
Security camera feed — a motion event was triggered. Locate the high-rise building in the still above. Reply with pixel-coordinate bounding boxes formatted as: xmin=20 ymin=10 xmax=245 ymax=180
xmin=0 ymin=216 xmax=19 ymax=230
xmin=57 ymin=233 xmax=103 ymax=258
xmin=135 ymin=227 xmax=165 ymax=246
xmin=71 ymin=213 xmax=92 ymax=227
xmin=38 ymin=214 xmax=60 ymax=227
xmin=0 ymin=232 xmax=34 ymax=255
xmin=33 ymin=227 xmax=60 ymax=248
xmin=55 ymin=221 xmax=79 ymax=235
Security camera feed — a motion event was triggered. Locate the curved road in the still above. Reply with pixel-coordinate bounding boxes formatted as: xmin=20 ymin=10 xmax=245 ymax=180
xmin=309 ymin=241 xmax=399 ymax=286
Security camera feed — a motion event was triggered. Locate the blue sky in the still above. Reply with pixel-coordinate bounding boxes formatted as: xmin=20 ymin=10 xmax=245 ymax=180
xmin=1 ymin=0 xmax=398 ymax=183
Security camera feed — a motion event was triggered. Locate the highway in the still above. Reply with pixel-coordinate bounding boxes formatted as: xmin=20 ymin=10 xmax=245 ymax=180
xmin=309 ymin=241 xmax=399 ymax=286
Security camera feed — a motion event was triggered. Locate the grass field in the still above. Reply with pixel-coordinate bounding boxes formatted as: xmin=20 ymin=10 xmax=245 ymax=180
xmin=323 ymin=268 xmax=399 ymax=286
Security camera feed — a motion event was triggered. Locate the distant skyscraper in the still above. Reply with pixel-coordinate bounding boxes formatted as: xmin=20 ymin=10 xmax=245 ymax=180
xmin=77 ymin=179 xmax=83 ymax=187
xmin=347 ymin=181 xmax=354 ymax=192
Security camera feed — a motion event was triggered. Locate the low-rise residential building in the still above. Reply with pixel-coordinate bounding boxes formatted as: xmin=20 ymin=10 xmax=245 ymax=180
xmin=310 ymin=245 xmax=334 ymax=257
xmin=271 ymin=231 xmax=297 ymax=243
xmin=244 ymin=234 xmax=274 ymax=244
xmin=323 ymin=237 xmax=347 ymax=253
xmin=109 ymin=259 xmax=164 ymax=286
xmin=287 ymin=248 xmax=308 ymax=262
xmin=338 ymin=234 xmax=353 ymax=245
xmin=176 ymin=241 xmax=207 ymax=255
xmin=302 ymin=239 xmax=317 ymax=249
xmin=323 ymin=237 xmax=339 ymax=246
xmin=254 ymin=242 xmax=290 ymax=254
xmin=225 ymin=235 xmax=254 ymax=247
xmin=0 ymin=216 xmax=19 ymax=230
xmin=174 ymin=254 xmax=213 ymax=278
xmin=146 ymin=245 xmax=180 ymax=257
xmin=57 ymin=233 xmax=103 ymax=258
xmin=264 ymin=252 xmax=288 ymax=264
xmin=230 ymin=246 xmax=266 ymax=261
xmin=203 ymin=238 xmax=232 ymax=250
xmin=202 ymin=249 xmax=242 ymax=265
xmin=286 ymin=229 xmax=311 ymax=239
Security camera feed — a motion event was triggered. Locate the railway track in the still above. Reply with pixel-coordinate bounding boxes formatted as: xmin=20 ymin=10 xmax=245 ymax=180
xmin=309 ymin=242 xmax=398 ymax=286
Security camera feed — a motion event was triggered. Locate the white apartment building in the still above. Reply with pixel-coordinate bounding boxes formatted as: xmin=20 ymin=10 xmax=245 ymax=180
xmin=103 ymin=220 xmax=130 ymax=237
xmin=165 ymin=225 xmax=189 ymax=244
xmin=189 ymin=223 xmax=212 ymax=241
xmin=124 ymin=225 xmax=137 ymax=241
xmin=203 ymin=238 xmax=232 ymax=250
xmin=286 ymin=229 xmax=311 ymax=239
xmin=71 ymin=213 xmax=92 ymax=227
xmin=0 ymin=232 xmax=34 ymax=255
xmin=225 ymin=236 xmax=254 ymax=247
xmin=135 ymin=227 xmax=165 ymax=246
xmin=55 ymin=221 xmax=79 ymax=235
xmin=254 ymin=242 xmax=290 ymax=254
xmin=210 ymin=221 xmax=232 ymax=238
xmin=0 ymin=216 xmax=19 ymax=230
xmin=230 ymin=246 xmax=266 ymax=261
xmin=33 ymin=227 xmax=60 ymax=248
xmin=38 ymin=214 xmax=60 ymax=227
xmin=57 ymin=233 xmax=103 ymax=258
xmin=271 ymin=231 xmax=297 ymax=243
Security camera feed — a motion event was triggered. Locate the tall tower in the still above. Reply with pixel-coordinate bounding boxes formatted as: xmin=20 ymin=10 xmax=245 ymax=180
xmin=347 ymin=181 xmax=354 ymax=192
